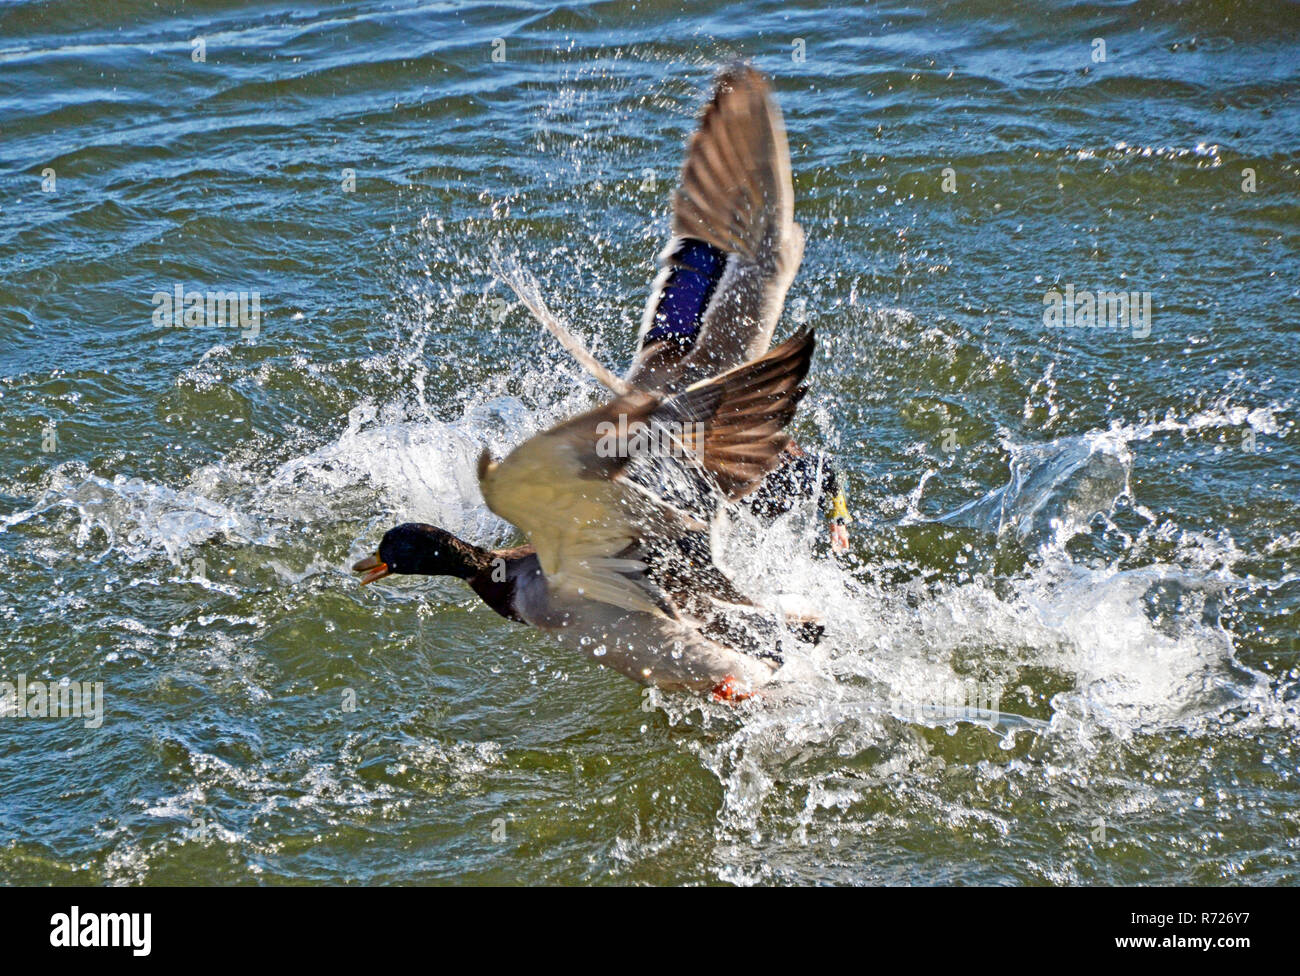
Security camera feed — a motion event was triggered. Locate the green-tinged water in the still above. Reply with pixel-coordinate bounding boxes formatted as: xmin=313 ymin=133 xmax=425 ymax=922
xmin=0 ymin=0 xmax=1297 ymax=885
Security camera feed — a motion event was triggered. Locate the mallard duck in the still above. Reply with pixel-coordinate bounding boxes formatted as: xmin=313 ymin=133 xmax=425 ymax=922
xmin=354 ymin=331 xmax=817 ymax=698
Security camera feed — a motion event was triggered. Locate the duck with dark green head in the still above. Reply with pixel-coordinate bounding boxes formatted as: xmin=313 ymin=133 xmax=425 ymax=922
xmin=354 ymin=332 xmax=819 ymax=699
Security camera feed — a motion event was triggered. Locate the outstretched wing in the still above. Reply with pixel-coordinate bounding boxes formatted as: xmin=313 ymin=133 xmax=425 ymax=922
xmin=628 ymin=63 xmax=805 ymax=393
xmin=479 ymin=331 xmax=815 ymax=615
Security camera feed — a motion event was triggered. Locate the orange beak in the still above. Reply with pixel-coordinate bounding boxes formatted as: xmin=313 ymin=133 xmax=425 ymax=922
xmin=352 ymin=553 xmax=391 ymax=585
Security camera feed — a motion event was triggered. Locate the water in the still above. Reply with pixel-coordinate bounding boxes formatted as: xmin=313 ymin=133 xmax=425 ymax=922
xmin=1 ymin=0 xmax=1297 ymax=885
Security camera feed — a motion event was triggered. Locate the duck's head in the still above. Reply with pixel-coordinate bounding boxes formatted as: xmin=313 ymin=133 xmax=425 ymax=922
xmin=352 ymin=523 xmax=485 ymax=584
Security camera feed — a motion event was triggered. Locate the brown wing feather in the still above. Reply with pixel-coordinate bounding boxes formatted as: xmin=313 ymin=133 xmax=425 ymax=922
xmin=533 ymin=329 xmax=811 ymax=496
xmin=629 ymin=64 xmax=805 ymax=392
xmin=673 ymin=65 xmax=786 ymax=261
xmin=654 ymin=329 xmax=814 ymax=498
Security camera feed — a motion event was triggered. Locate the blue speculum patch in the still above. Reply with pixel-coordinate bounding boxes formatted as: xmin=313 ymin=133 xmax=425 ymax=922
xmin=644 ymin=238 xmax=726 ymax=345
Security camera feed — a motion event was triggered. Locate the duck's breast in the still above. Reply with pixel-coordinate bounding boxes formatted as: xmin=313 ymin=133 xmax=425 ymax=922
xmin=543 ymin=598 xmax=778 ymax=693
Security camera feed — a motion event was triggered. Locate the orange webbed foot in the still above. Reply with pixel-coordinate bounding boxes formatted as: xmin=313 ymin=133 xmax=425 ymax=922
xmin=709 ymin=675 xmax=756 ymax=703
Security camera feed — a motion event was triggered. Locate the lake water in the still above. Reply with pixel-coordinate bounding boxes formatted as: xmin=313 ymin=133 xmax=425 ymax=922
xmin=0 ymin=0 xmax=1297 ymax=884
